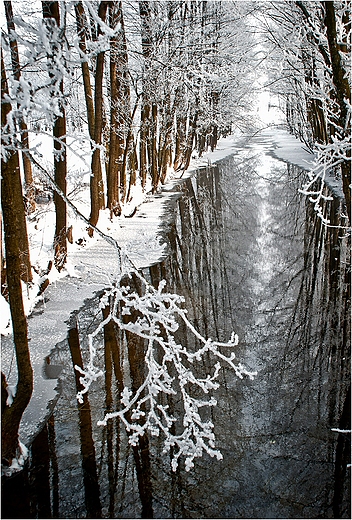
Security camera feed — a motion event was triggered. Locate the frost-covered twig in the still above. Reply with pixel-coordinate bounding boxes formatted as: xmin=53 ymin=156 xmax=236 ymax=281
xmin=299 ymin=160 xmax=333 ymax=225
xmin=299 ymin=135 xmax=351 ymax=228
xmin=76 ymin=273 xmax=256 ymax=472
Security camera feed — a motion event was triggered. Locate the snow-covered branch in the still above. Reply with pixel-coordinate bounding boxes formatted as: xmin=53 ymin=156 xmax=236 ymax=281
xmin=75 ymin=273 xmax=256 ymax=472
xmin=299 ymin=134 xmax=351 ymax=227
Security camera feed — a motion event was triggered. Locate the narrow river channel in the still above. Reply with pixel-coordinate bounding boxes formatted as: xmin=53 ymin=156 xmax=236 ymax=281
xmin=3 ymin=136 xmax=350 ymax=519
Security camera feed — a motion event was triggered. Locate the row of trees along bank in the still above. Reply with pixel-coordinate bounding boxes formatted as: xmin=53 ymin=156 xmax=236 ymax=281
xmin=259 ymin=0 xmax=351 ymax=224
xmin=1 ymin=1 xmax=256 ymax=465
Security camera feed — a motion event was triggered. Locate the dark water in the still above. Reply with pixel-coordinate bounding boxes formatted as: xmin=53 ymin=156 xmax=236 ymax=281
xmin=2 ymin=138 xmax=350 ymax=519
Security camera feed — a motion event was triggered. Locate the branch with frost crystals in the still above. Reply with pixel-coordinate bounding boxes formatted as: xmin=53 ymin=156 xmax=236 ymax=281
xmin=1 ymin=21 xmax=69 ymax=129
xmin=76 ymin=272 xmax=256 ymax=472
xmin=299 ymin=135 xmax=350 ymax=227
xmin=299 ymin=160 xmax=333 ymax=225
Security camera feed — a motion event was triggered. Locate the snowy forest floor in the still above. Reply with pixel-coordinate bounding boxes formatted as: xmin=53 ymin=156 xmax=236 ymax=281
xmin=1 ymin=125 xmax=319 ymax=468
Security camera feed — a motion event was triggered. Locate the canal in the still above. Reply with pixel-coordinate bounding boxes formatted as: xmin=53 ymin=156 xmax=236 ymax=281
xmin=2 ymin=135 xmax=350 ymax=519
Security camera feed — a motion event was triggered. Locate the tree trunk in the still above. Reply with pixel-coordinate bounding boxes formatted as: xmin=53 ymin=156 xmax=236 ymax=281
xmin=139 ymin=1 xmax=155 ymax=191
xmin=174 ymin=115 xmax=187 ymax=171
xmin=117 ymin=2 xmax=132 ymax=203
xmin=42 ymin=1 xmax=68 ymax=270
xmin=183 ymin=109 xmax=198 ymax=172
xmin=4 ymin=1 xmax=35 ymax=213
xmin=75 ymin=0 xmax=105 ymax=228
xmin=107 ymin=1 xmax=128 ymax=216
xmin=1 ymin=51 xmax=32 ymax=284
xmin=124 ymin=98 xmax=140 ymax=202
xmin=158 ymin=91 xmax=173 ymax=184
xmin=1 ymin=50 xmax=33 ymax=465
xmin=140 ymin=102 xmax=150 ymax=189
xmin=89 ymin=1 xmax=108 ymax=235
xmin=75 ymin=1 xmax=95 ymax=139
xmin=324 ymin=1 xmax=351 ymax=224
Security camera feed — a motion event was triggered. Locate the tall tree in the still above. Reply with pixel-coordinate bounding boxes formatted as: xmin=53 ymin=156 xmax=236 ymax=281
xmin=74 ymin=1 xmax=95 ymax=139
xmin=261 ymin=1 xmax=351 ymax=224
xmin=4 ymin=0 xmax=35 ymax=213
xmin=107 ymin=0 xmax=126 ymax=216
xmin=88 ymin=1 xmax=108 ymax=235
xmin=139 ymin=1 xmax=155 ymax=190
xmin=323 ymin=1 xmax=351 ymax=224
xmin=75 ymin=0 xmax=106 ymax=231
xmin=42 ymin=1 xmax=68 ymax=269
xmin=1 ymin=49 xmax=33 ymax=465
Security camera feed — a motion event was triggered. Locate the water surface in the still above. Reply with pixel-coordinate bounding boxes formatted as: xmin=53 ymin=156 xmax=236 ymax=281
xmin=2 ymin=137 xmax=350 ymax=519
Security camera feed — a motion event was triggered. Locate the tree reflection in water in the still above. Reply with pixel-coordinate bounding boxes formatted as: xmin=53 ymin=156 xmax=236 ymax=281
xmin=68 ymin=323 xmax=102 ymax=519
xmin=2 ymin=145 xmax=350 ymax=519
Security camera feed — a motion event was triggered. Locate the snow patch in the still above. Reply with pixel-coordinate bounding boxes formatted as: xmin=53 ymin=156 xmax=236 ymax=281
xmin=6 ymin=385 xmax=16 ymax=406
xmin=0 ymin=294 xmax=11 ymax=335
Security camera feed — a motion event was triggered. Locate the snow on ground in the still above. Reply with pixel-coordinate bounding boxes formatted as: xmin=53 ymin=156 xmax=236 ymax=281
xmin=262 ymin=128 xmax=344 ymax=198
xmin=266 ymin=128 xmax=315 ymax=170
xmin=1 ymin=124 xmax=341 ymax=456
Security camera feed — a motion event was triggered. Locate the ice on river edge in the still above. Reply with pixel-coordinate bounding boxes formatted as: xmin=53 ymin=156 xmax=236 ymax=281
xmin=0 ymin=127 xmax=317 ymax=458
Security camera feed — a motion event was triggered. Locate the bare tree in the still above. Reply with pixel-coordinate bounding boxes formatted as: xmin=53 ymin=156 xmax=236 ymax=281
xmin=323 ymin=1 xmax=351 ymax=223
xmin=88 ymin=1 xmax=108 ymax=235
xmin=107 ymin=0 xmax=130 ymax=215
xmin=4 ymin=0 xmax=35 ymax=213
xmin=1 ymin=48 xmax=33 ymax=465
xmin=42 ymin=1 xmax=68 ymax=269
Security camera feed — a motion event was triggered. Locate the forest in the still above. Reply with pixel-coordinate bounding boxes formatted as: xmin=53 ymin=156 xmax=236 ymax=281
xmin=1 ymin=1 xmax=350 ymax=518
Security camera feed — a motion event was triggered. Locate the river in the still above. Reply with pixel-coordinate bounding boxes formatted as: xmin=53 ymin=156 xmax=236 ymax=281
xmin=2 ymin=135 xmax=350 ymax=519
